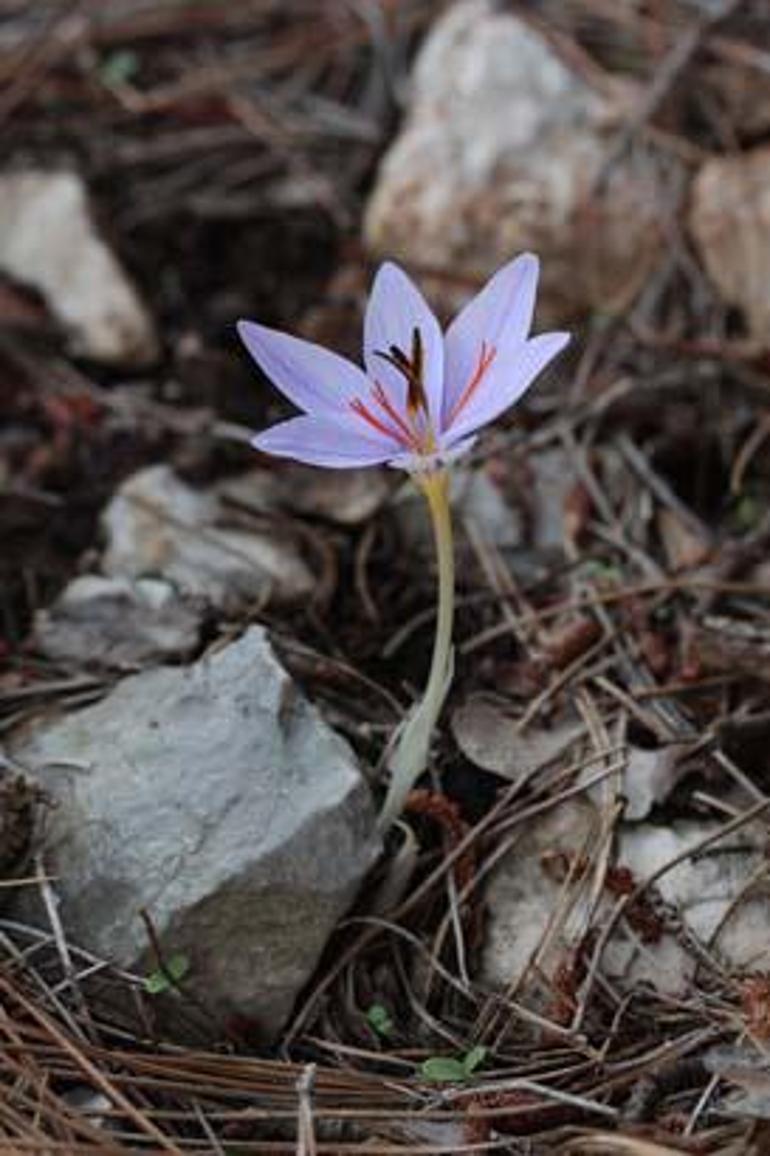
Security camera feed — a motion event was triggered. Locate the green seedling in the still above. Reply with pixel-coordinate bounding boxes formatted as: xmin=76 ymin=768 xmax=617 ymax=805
xmin=420 ymin=1045 xmax=487 ymax=1083
xmin=366 ymin=1003 xmax=395 ymax=1039
xmin=144 ymin=952 xmax=190 ymax=995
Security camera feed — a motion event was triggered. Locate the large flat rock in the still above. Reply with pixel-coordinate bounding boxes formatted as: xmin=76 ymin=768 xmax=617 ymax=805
xmin=10 ymin=627 xmax=380 ymax=1042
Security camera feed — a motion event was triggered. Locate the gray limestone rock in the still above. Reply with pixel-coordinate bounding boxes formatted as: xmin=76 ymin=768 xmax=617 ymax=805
xmin=102 ymin=465 xmax=315 ymax=614
xmin=33 ymin=575 xmax=203 ymax=669
xmin=10 ymin=627 xmax=380 ymax=1041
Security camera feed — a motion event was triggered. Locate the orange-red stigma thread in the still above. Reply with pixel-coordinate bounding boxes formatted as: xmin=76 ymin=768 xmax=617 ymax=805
xmin=371 ymin=383 xmax=421 ymax=447
xmin=448 ymin=343 xmax=496 ymax=424
xmin=350 ymin=398 xmax=411 ymax=447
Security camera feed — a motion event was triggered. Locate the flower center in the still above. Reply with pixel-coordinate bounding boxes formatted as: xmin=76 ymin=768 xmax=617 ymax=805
xmin=350 ymin=327 xmax=437 ymax=455
xmin=349 ymin=332 xmax=497 ymax=458
xmin=375 ymin=327 xmax=428 ymax=418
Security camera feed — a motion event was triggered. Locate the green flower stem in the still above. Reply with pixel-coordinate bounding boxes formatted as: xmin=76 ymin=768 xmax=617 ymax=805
xmin=378 ymin=469 xmax=455 ymax=831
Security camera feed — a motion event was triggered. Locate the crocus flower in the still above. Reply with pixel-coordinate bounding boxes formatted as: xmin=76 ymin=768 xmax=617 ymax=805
xmin=238 ymin=254 xmax=569 ymax=473
xmin=238 ymin=254 xmax=570 ymax=829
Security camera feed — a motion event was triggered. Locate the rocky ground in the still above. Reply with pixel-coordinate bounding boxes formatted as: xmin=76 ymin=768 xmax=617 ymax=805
xmin=3 ymin=1 xmax=770 ymax=1152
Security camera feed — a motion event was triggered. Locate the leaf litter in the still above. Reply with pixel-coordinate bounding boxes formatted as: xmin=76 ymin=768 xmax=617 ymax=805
xmin=2 ymin=1 xmax=770 ymax=1153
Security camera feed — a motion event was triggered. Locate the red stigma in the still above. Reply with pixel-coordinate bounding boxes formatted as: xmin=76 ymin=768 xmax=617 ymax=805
xmin=447 ymin=342 xmax=496 ymax=424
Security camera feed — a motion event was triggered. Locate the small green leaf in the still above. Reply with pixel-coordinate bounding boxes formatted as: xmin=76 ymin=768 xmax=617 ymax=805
xmin=100 ymin=49 xmax=139 ymax=86
xmin=366 ymin=1003 xmax=394 ymax=1038
xmin=583 ymin=559 xmax=623 ymax=583
xmin=420 ymin=1057 xmax=469 ymax=1083
xmin=420 ymin=1045 xmax=488 ymax=1083
xmin=462 ymin=1045 xmax=487 ymax=1075
xmin=144 ymin=952 xmax=189 ymax=995
xmin=733 ymin=493 xmax=762 ymax=533
xmin=144 ymin=971 xmax=168 ymax=995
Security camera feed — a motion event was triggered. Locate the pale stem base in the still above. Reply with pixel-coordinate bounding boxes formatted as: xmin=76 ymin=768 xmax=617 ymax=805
xmin=377 ymin=469 xmax=455 ymax=830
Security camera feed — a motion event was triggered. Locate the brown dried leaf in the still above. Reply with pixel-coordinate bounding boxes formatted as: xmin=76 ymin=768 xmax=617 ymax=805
xmin=690 ymin=616 xmax=770 ymax=683
xmin=563 ymin=480 xmax=593 ymax=547
xmin=657 ymin=508 xmax=711 ymax=573
xmin=452 ymin=699 xmax=583 ymax=780
xmin=543 ymin=616 xmax=602 ymax=671
xmin=741 ymin=977 xmax=770 ymax=1041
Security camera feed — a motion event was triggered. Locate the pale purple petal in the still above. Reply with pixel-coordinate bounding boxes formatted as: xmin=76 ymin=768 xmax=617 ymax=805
xmin=442 ymin=254 xmax=540 ymax=428
xmin=238 ymin=320 xmax=370 ymax=418
xmin=363 ymin=262 xmax=444 ymax=425
xmin=444 ymin=332 xmax=570 ymax=444
xmin=252 ymin=414 xmax=398 ymax=469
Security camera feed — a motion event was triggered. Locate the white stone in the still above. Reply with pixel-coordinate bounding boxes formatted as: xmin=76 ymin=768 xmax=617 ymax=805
xmin=0 ymin=171 xmax=159 ymax=366
xmin=482 ymin=804 xmax=770 ymax=1007
xmin=577 ymin=742 xmax=697 ymax=823
xmin=618 ymin=821 xmax=770 ymax=973
xmin=10 ymin=627 xmax=380 ymax=1042
xmin=102 ymin=465 xmax=315 ymax=613
xmin=365 ymin=0 xmax=663 ymax=323
xmin=482 ymin=800 xmax=600 ymax=1000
